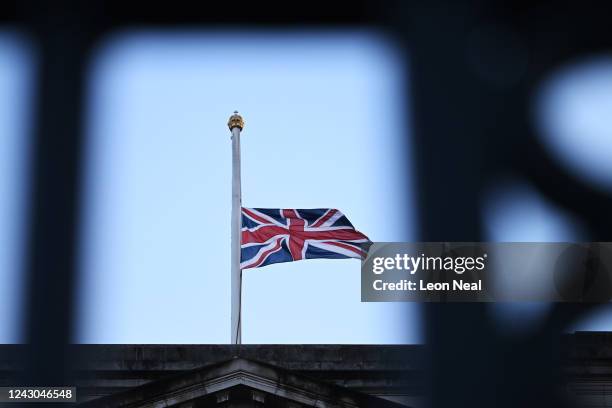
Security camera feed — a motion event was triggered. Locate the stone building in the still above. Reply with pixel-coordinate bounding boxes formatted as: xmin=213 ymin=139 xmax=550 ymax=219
xmin=0 ymin=332 xmax=610 ymax=407
xmin=73 ymin=345 xmax=424 ymax=408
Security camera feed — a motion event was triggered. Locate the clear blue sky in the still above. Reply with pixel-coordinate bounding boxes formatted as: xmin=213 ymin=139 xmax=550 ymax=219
xmin=77 ymin=30 xmax=418 ymax=344
xmin=1 ymin=30 xmax=611 ymax=344
xmin=0 ymin=32 xmax=32 ymax=344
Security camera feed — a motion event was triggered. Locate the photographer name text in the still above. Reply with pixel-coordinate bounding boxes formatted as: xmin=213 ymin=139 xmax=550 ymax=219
xmin=373 ymin=279 xmax=482 ymax=291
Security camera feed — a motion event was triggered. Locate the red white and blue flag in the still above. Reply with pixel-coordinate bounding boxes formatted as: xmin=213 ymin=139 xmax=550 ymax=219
xmin=241 ymin=208 xmax=371 ymax=269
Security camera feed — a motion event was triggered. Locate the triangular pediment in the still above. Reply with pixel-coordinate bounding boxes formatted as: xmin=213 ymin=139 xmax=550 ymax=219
xmin=79 ymin=357 xmax=409 ymax=408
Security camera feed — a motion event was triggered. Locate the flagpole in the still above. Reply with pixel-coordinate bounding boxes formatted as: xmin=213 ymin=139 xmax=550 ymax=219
xmin=228 ymin=111 xmax=244 ymax=344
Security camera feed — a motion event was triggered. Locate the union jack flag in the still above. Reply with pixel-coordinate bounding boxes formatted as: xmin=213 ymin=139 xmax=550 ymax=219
xmin=241 ymin=208 xmax=371 ymax=269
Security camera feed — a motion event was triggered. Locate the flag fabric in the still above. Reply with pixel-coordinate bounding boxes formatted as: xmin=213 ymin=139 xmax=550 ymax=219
xmin=240 ymin=208 xmax=371 ymax=269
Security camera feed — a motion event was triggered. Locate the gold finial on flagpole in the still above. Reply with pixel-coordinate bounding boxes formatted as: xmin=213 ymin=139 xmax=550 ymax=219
xmin=228 ymin=110 xmax=244 ymax=131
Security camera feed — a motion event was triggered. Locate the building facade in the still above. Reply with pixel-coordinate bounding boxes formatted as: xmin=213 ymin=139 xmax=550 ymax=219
xmin=0 ymin=333 xmax=610 ymax=407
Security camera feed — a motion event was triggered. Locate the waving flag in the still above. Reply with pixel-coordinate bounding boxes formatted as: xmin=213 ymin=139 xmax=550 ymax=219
xmin=241 ymin=208 xmax=371 ymax=269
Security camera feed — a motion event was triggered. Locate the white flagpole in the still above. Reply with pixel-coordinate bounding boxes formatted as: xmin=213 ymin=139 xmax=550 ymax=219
xmin=228 ymin=111 xmax=244 ymax=344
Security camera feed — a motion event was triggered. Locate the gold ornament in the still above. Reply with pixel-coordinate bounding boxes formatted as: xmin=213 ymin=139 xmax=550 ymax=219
xmin=228 ymin=111 xmax=244 ymax=130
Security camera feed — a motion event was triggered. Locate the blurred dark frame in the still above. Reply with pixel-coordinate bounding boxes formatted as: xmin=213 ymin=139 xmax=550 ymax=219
xmin=1 ymin=0 xmax=611 ymax=407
